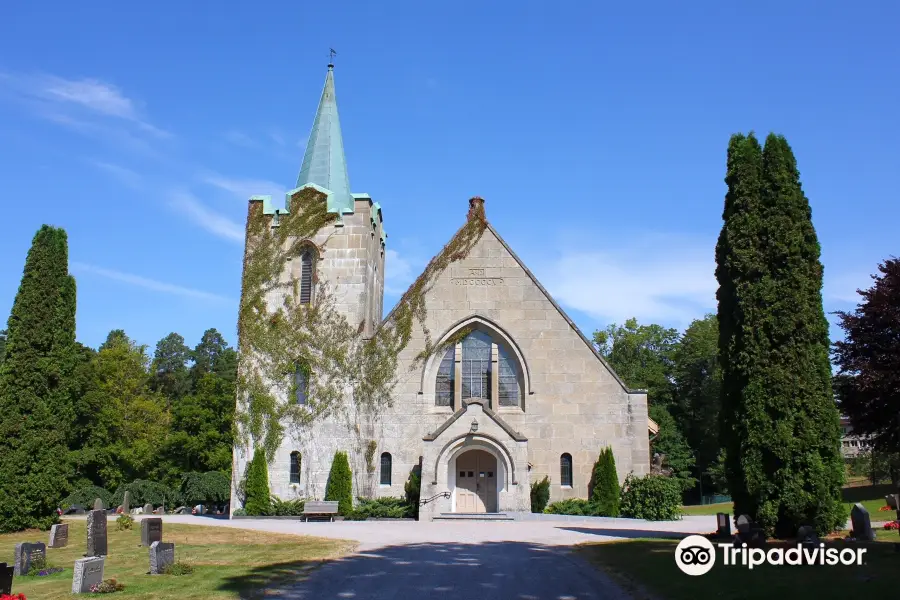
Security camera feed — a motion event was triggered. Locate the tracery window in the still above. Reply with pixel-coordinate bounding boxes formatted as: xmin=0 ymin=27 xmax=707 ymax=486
xmin=433 ymin=328 xmax=523 ymax=409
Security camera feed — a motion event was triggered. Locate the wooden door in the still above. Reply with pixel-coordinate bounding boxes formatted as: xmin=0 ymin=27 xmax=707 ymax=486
xmin=455 ymin=450 xmax=498 ymax=513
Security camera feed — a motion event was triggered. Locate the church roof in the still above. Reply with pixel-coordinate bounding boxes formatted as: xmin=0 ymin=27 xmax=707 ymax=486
xmin=296 ymin=64 xmax=354 ymax=215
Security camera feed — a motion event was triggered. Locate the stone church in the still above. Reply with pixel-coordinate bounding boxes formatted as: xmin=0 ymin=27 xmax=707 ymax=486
xmin=230 ymin=64 xmax=654 ymax=520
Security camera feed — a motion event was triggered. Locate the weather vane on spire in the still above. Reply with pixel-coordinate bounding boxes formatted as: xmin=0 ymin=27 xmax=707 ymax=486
xmin=329 ymin=48 xmax=336 ymax=67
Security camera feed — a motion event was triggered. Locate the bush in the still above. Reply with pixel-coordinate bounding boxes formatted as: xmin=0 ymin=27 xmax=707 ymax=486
xmin=112 ymin=480 xmax=173 ymax=508
xmin=162 ymin=562 xmax=194 ymax=576
xmin=346 ymin=497 xmax=414 ymax=520
xmin=530 ymin=476 xmax=550 ymax=513
xmin=231 ymin=508 xmax=247 ymax=516
xmin=61 ymin=486 xmax=113 ymax=511
xmin=179 ymin=471 xmax=231 ymax=506
xmin=270 ymin=497 xmax=306 ymax=516
xmin=619 ymin=474 xmax=682 ymax=521
xmin=544 ymin=498 xmax=598 ymax=516
xmin=116 ymin=514 xmax=134 ymax=531
xmin=244 ymin=448 xmax=271 ymax=516
xmin=404 ymin=467 xmax=421 ymax=513
xmin=589 ymin=447 xmax=620 ymax=517
xmin=324 ymin=451 xmax=353 ymax=515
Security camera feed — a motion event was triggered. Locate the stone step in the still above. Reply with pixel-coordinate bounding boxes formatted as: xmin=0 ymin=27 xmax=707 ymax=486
xmin=433 ymin=513 xmax=514 ymax=522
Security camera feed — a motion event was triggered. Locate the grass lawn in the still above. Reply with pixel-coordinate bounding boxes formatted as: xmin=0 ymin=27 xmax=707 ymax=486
xmin=577 ymin=536 xmax=900 ymax=600
xmin=0 ymin=519 xmax=354 ymax=599
xmin=681 ymin=483 xmax=897 ymax=520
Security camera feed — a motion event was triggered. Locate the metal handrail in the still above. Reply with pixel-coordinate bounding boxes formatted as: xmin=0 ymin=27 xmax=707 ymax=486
xmin=419 ymin=491 xmax=451 ymax=506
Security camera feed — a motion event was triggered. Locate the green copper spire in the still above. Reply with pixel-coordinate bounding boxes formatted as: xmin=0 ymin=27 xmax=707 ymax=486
xmin=296 ymin=63 xmax=353 ymax=215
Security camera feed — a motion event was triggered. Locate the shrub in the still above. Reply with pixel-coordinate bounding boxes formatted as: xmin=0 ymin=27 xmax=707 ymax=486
xmin=530 ymin=476 xmax=550 ymax=513
xmin=545 ymin=498 xmax=598 ymax=516
xmin=231 ymin=508 xmax=247 ymax=516
xmin=179 ymin=471 xmax=231 ymax=507
xmin=324 ymin=451 xmax=353 ymax=515
xmin=404 ymin=467 xmax=421 ymax=512
xmin=112 ymin=480 xmax=173 ymax=508
xmin=244 ymin=448 xmax=272 ymax=516
xmin=116 ymin=514 xmax=134 ymax=531
xmin=61 ymin=486 xmax=113 ymax=511
xmin=589 ymin=447 xmax=620 ymax=517
xmin=24 ymin=554 xmax=62 ymax=577
xmin=619 ymin=474 xmax=682 ymax=521
xmin=162 ymin=562 xmax=194 ymax=576
xmin=90 ymin=578 xmax=125 ymax=593
xmin=346 ymin=497 xmax=414 ymax=520
xmin=270 ymin=497 xmax=306 ymax=516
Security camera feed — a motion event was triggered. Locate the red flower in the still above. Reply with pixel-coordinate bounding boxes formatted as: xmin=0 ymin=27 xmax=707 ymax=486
xmin=883 ymin=520 xmax=900 ymax=530
xmin=879 ymin=505 xmax=893 ymax=512
xmin=0 ymin=593 xmax=28 ymax=600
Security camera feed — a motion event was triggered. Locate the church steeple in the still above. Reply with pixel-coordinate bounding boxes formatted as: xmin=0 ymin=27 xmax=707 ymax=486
xmin=296 ymin=63 xmax=353 ymax=215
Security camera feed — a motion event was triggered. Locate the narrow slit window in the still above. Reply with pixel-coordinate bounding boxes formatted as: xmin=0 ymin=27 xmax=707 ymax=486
xmin=299 ymin=249 xmax=314 ymax=304
xmin=380 ymin=452 xmax=392 ymax=486
xmin=560 ymin=453 xmax=573 ymax=487
xmin=295 ymin=363 xmax=309 ymax=405
xmin=289 ymin=451 xmax=301 ymax=484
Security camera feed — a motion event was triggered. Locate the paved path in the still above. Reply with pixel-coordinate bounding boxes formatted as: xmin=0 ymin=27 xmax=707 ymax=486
xmin=123 ymin=514 xmax=716 ymax=600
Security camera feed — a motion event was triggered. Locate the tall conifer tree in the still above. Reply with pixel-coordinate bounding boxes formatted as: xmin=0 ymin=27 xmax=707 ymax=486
xmin=0 ymin=225 xmax=77 ymax=531
xmin=716 ymin=134 xmax=844 ymax=536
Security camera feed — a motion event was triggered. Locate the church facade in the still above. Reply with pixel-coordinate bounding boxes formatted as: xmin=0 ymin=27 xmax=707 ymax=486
xmin=230 ymin=64 xmax=654 ymax=520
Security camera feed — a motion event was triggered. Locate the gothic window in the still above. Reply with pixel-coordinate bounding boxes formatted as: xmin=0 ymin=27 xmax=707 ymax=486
xmin=461 ymin=330 xmax=492 ymax=401
xmin=299 ymin=249 xmax=315 ymax=304
xmin=435 ymin=346 xmax=455 ymax=407
xmin=560 ymin=453 xmax=573 ymax=487
xmin=380 ymin=452 xmax=392 ymax=485
xmin=295 ymin=363 xmax=309 ymax=405
xmin=289 ymin=451 xmax=301 ymax=484
xmin=497 ymin=346 xmax=521 ymax=407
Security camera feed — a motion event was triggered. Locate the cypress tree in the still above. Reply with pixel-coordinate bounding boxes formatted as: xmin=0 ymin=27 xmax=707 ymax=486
xmin=716 ymin=133 xmax=844 ymax=537
xmin=324 ymin=451 xmax=353 ymax=515
xmin=588 ymin=447 xmax=620 ymax=517
xmin=243 ymin=448 xmax=271 ymax=515
xmin=0 ymin=225 xmax=77 ymax=531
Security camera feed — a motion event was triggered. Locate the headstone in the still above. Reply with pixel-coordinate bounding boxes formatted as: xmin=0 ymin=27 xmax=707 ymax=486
xmin=716 ymin=512 xmax=731 ymax=537
xmin=173 ymin=505 xmax=188 ymax=514
xmin=153 ymin=506 xmax=164 ymax=515
xmin=194 ymin=504 xmax=205 ymax=515
xmin=13 ymin=541 xmax=46 ymax=576
xmin=93 ymin=497 xmax=104 ymax=511
xmin=86 ymin=509 xmax=108 ymax=556
xmin=850 ymin=503 xmax=875 ymax=541
xmin=141 ymin=518 xmax=163 ymax=546
xmin=72 ymin=556 xmax=105 ymax=594
xmin=149 ymin=541 xmax=175 ymax=575
xmin=0 ymin=562 xmax=14 ymax=595
xmin=797 ymin=525 xmax=819 ymax=545
xmin=143 ymin=503 xmax=153 ymax=514
xmin=736 ymin=514 xmax=751 ymax=534
xmin=49 ymin=523 xmax=70 ymax=548
xmin=886 ymin=494 xmax=899 ymax=510
xmin=122 ymin=491 xmax=131 ymax=514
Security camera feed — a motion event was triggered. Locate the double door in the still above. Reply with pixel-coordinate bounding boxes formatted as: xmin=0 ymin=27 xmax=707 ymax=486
xmin=455 ymin=450 xmax=497 ymax=513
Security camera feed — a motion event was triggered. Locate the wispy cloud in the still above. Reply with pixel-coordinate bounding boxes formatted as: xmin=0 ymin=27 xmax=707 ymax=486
xmin=200 ymin=173 xmax=285 ymax=202
xmin=0 ymin=71 xmax=172 ymax=145
xmin=72 ymin=262 xmax=232 ymax=302
xmin=88 ymin=160 xmax=142 ymax=189
xmin=168 ymin=190 xmax=244 ymax=243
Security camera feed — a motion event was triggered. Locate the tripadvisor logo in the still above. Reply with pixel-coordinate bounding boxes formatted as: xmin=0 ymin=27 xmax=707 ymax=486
xmin=675 ymin=535 xmax=867 ymax=575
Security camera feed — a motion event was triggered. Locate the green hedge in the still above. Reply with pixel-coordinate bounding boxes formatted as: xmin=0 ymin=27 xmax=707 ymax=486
xmin=545 ymin=498 xmax=599 ymax=516
xmin=530 ymin=476 xmax=550 ymax=513
xmin=179 ymin=471 xmax=230 ymax=506
xmin=61 ymin=486 xmax=113 ymax=510
xmin=619 ymin=474 xmax=683 ymax=521
xmin=270 ymin=497 xmax=306 ymax=516
xmin=345 ymin=497 xmax=415 ymax=520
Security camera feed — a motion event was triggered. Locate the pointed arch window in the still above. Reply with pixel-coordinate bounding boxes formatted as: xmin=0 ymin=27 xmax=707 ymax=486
xmin=289 ymin=451 xmax=301 ymax=484
xmin=560 ymin=453 xmax=573 ymax=487
xmin=299 ymin=248 xmax=315 ymax=305
xmin=380 ymin=452 xmax=392 ymax=486
xmin=294 ymin=362 xmax=310 ymax=405
xmin=435 ymin=346 xmax=455 ymax=407
xmin=433 ymin=327 xmax=523 ymax=409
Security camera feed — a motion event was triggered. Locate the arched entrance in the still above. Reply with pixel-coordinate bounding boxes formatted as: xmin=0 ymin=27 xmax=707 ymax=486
xmin=455 ymin=449 xmax=498 ymax=512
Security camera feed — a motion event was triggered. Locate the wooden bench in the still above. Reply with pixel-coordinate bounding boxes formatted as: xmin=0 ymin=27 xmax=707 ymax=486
xmin=303 ymin=501 xmax=340 ymax=522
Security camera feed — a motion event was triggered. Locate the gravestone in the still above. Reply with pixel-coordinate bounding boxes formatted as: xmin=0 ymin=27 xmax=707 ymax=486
xmin=86 ymin=509 xmax=108 ymax=556
xmin=143 ymin=503 xmax=153 ymax=515
xmin=850 ymin=503 xmax=875 ymax=541
xmin=72 ymin=556 xmax=105 ymax=594
xmin=93 ymin=497 xmax=104 ymax=511
xmin=149 ymin=541 xmax=175 ymax=575
xmin=141 ymin=518 xmax=163 ymax=546
xmin=716 ymin=513 xmax=731 ymax=537
xmin=886 ymin=494 xmax=899 ymax=510
xmin=0 ymin=562 xmax=13 ymax=595
xmin=797 ymin=525 xmax=820 ymax=545
xmin=49 ymin=523 xmax=70 ymax=548
xmin=736 ymin=514 xmax=751 ymax=534
xmin=13 ymin=541 xmax=46 ymax=576
xmin=153 ymin=505 xmax=165 ymax=515
xmin=122 ymin=491 xmax=131 ymax=514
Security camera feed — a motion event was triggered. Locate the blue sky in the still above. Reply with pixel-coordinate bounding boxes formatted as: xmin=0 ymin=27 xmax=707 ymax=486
xmin=1 ymin=1 xmax=897 ymax=353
